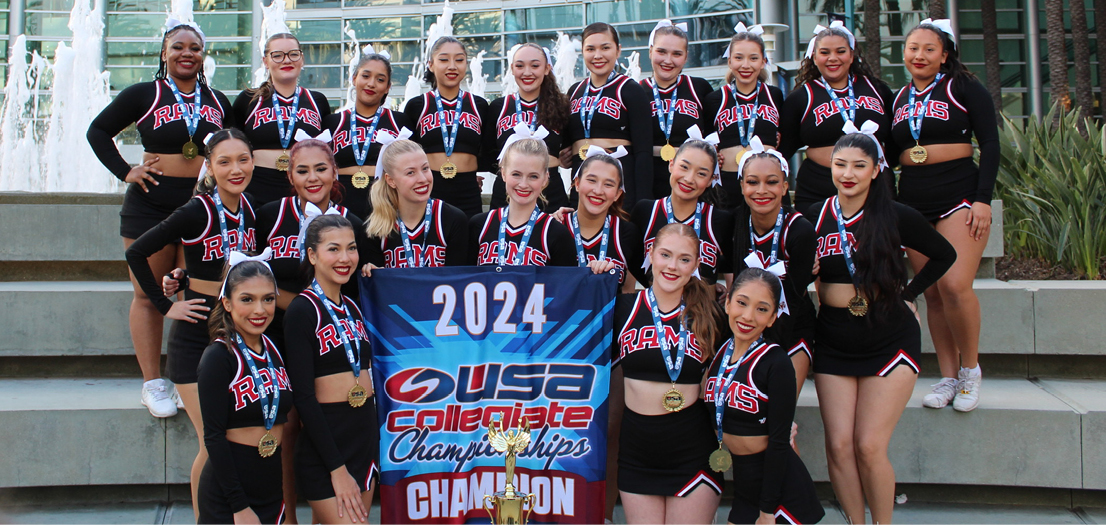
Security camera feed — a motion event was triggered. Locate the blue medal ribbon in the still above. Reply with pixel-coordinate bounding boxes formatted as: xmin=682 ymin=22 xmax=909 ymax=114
xmin=349 ymin=105 xmax=385 ymax=168
xmin=713 ymin=337 xmax=763 ymax=442
xmin=496 ymin=206 xmax=541 ymax=266
xmin=579 ymin=71 xmax=617 ymax=140
xmin=514 ymin=95 xmax=537 ymax=133
xmin=308 ymin=280 xmax=361 ymax=379
xmin=397 ymin=200 xmax=434 ymax=268
xmin=749 ymin=208 xmax=786 ymax=265
xmin=645 ymin=288 xmax=687 ymax=384
xmin=273 ymin=87 xmax=301 ymax=150
xmin=211 ymin=191 xmax=246 ymax=260
xmin=823 ymin=75 xmax=856 ymax=125
xmin=908 ymin=73 xmax=944 ymax=142
xmin=432 ymin=90 xmax=462 ymax=158
xmin=832 ymin=196 xmax=860 ymax=286
xmin=165 ymin=77 xmax=202 ymax=140
xmin=663 ymin=197 xmax=702 ymax=238
xmin=232 ymin=334 xmax=280 ymax=431
xmin=730 ymin=81 xmax=760 ymax=147
xmin=650 ymin=78 xmax=680 ymax=145
xmin=570 ymin=212 xmax=610 ymax=267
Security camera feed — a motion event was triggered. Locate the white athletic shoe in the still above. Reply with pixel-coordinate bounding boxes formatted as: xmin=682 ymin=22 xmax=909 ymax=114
xmin=922 ymin=377 xmax=959 ymax=409
xmin=141 ymin=378 xmax=178 ymax=418
xmin=953 ymin=368 xmax=982 ymax=412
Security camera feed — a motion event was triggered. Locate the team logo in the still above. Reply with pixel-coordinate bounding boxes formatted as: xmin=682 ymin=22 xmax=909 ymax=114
xmin=384 ymin=367 xmax=455 ymax=403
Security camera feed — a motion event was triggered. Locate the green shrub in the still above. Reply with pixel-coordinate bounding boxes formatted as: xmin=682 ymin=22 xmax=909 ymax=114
xmin=996 ymin=104 xmax=1106 ymax=279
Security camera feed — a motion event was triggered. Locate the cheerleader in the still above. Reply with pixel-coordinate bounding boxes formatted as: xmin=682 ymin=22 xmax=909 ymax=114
xmin=125 ymin=129 xmax=257 ymax=516
xmin=235 ymin=33 xmax=332 ymax=206
xmin=87 ymin=20 xmax=232 ymax=419
xmin=403 ymin=36 xmax=491 ymax=217
xmin=487 ymin=43 xmax=570 ymax=211
xmin=703 ymin=23 xmax=785 ymax=210
xmin=470 ymin=136 xmax=576 ymax=267
xmin=804 ymin=125 xmax=955 ymax=524
xmin=630 ymin=132 xmax=734 ymax=289
xmin=731 ymin=138 xmax=817 ymax=395
xmin=704 ymin=268 xmax=824 ymax=525
xmin=641 ymin=20 xmax=714 ymax=199
xmin=779 ymin=21 xmax=894 ymax=213
xmin=284 ymin=214 xmax=376 ymax=524
xmin=891 ymin=19 xmax=998 ymax=412
xmin=324 ymin=51 xmax=412 ymax=219
xmin=613 ymin=223 xmax=726 ymax=524
xmin=362 ymin=138 xmax=469 ymax=269
xmin=197 ymin=254 xmax=291 ymax=524
xmin=562 ymin=23 xmax=654 ymax=210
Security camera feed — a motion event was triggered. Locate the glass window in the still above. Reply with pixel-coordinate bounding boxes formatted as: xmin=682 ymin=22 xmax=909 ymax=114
xmin=343 ymin=0 xmax=419 ymax=7
xmin=287 ymin=0 xmax=340 ymax=9
xmin=194 ymin=13 xmax=252 ymax=37
xmin=287 ymin=19 xmax=342 ymax=41
xmin=105 ymin=13 xmax=165 ymax=37
xmin=105 ymin=40 xmax=160 ymax=65
xmin=300 ymin=65 xmax=344 ymax=88
xmin=25 ymin=0 xmax=72 ymax=11
xmin=210 ymin=66 xmax=251 ymax=91
xmin=587 ymin=0 xmax=666 ymax=24
xmin=504 ymin=5 xmax=582 ymax=32
xmin=347 ymin=16 xmax=422 ymax=39
xmin=303 ymin=42 xmax=342 ymax=64
xmin=24 ymin=13 xmax=74 ymax=37
xmin=442 ymin=11 xmax=501 ymax=34
xmin=669 ymin=0 xmax=750 ymax=17
xmin=104 ymin=66 xmax=157 ymax=89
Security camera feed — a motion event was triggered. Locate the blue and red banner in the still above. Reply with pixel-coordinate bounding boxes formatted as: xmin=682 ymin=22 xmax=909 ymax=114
xmin=361 ymin=266 xmax=618 ymax=524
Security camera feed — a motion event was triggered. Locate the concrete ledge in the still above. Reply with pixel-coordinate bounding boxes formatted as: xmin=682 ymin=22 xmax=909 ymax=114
xmin=0 ymin=204 xmax=124 ymax=262
xmin=919 ymin=279 xmax=1035 ymax=355
xmin=1033 ymin=379 xmax=1106 ymax=490
xmin=1015 ymin=281 xmax=1106 ymax=356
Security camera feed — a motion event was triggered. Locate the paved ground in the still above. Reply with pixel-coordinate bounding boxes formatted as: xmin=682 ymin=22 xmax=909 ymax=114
xmin=1 ymin=500 xmax=1102 ymax=524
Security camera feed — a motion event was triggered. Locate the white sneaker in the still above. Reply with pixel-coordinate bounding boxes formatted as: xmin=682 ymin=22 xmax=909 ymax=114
xmin=141 ymin=379 xmax=178 ymax=418
xmin=922 ymin=377 xmax=959 ymax=409
xmin=954 ymin=368 xmax=982 ymax=412
xmin=168 ymin=381 xmax=185 ymax=409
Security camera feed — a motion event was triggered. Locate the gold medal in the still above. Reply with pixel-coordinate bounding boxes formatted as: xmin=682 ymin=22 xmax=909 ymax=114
xmin=440 ymin=160 xmax=458 ymax=179
xmin=709 ymin=446 xmax=732 ymax=473
xmin=258 ymin=430 xmax=278 ymax=457
xmin=348 ymin=383 xmax=368 ymax=408
xmin=352 ymin=170 xmax=370 ymax=189
xmin=909 ymin=141 xmax=928 ymax=164
xmin=847 ymin=293 xmax=869 ymax=317
xmin=660 ymin=143 xmax=676 ymax=161
xmin=276 ymin=151 xmax=290 ymax=171
xmin=578 ymin=143 xmax=591 ymax=160
xmin=182 ymin=140 xmax=199 ymax=160
xmin=662 ymin=386 xmax=686 ymax=412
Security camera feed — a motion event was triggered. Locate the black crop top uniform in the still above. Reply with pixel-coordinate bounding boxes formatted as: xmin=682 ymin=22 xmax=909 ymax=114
xmin=612 ymin=290 xmax=726 ymax=497
xmin=284 ymin=288 xmax=378 ymax=501
xmin=630 ymin=198 xmax=735 ymax=284
xmin=126 ymin=193 xmax=257 ymax=384
xmin=234 ymin=87 xmax=332 ymax=206
xmin=363 ymin=198 xmax=469 ymax=268
xmin=564 ymin=74 xmax=655 ymax=210
xmin=254 ymin=196 xmax=363 ymax=347
xmin=805 ymin=197 xmax=956 ymax=377
xmin=890 ymin=75 xmax=1000 ymax=222
xmin=469 ymin=207 xmax=577 ymax=267
xmin=323 ymin=107 xmax=413 ymax=219
xmin=485 ymin=94 xmax=568 ymax=212
xmin=703 ymin=340 xmax=824 ymax=524
xmin=88 ymin=79 xmax=234 ymax=239
xmin=403 ymin=91 xmax=491 ymax=218
xmin=197 ymin=336 xmax=293 ymax=524
xmin=703 ymin=82 xmax=785 ymax=210
xmin=779 ymin=76 xmax=895 ymax=214
xmin=640 ymin=75 xmax=714 ymax=200
xmin=560 ymin=212 xmax=648 ymax=288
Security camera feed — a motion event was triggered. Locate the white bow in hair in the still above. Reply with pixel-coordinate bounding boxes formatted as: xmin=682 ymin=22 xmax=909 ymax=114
xmin=294 ymin=129 xmax=333 ymax=144
xmin=649 ymin=19 xmax=689 ymax=46
xmin=920 ymin=18 xmax=956 ymax=44
xmin=685 ymin=124 xmax=722 ymax=185
xmin=219 ymin=247 xmax=274 ymax=298
xmin=743 ymin=252 xmax=789 ymax=316
xmin=736 ymin=136 xmax=790 ymax=179
xmin=165 ymin=17 xmax=205 ymax=43
xmin=364 ymin=44 xmax=392 ymax=61
xmin=202 ymin=132 xmax=215 ymax=146
xmin=575 ymin=145 xmax=628 ymax=189
xmin=842 ymin=120 xmax=888 ymax=170
xmin=196 ymin=163 xmax=207 ymax=182
xmin=373 ymin=127 xmax=413 ymax=180
xmin=806 ymin=20 xmax=855 ymax=59
xmin=498 ymin=124 xmax=551 ymax=161
xmin=297 ymin=202 xmax=342 ymax=260
xmin=723 ymin=22 xmax=766 ymax=59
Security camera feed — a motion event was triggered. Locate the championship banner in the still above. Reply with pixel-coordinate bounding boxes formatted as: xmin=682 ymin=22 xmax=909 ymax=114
xmin=360 ymin=266 xmax=618 ymax=524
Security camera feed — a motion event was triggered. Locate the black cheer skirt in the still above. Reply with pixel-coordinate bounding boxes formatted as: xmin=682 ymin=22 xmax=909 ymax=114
xmin=198 ymin=441 xmax=285 ymax=524
xmin=618 ymin=401 xmax=723 ymax=497
xmin=897 ymin=157 xmax=980 ymax=222
xmin=431 ymin=169 xmax=483 ymax=218
xmin=728 ymin=449 xmax=824 ymax=524
xmin=814 ymin=305 xmax=921 ymax=377
xmin=295 ymin=399 xmax=380 ymax=501
xmin=167 ymin=289 xmax=218 ymax=384
xmin=120 ymin=174 xmax=197 ymax=238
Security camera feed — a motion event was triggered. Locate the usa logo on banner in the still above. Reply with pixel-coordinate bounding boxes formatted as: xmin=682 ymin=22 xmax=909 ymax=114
xmin=361 ymin=266 xmax=618 ymax=524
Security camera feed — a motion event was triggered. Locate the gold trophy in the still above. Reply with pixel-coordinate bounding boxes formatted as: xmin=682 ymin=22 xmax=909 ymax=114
xmin=482 ymin=416 xmax=536 ymax=525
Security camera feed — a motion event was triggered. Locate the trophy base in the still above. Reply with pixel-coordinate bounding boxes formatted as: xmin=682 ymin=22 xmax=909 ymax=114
xmin=483 ymin=490 xmax=536 ymax=525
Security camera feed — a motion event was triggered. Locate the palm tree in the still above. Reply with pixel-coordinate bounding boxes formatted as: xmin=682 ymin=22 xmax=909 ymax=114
xmin=1046 ymin=0 xmax=1071 ymax=113
xmin=980 ymin=0 xmax=1003 ymax=118
xmin=1097 ymin=0 xmax=1106 ymax=118
xmin=1070 ymin=0 xmax=1094 ymax=125
xmin=864 ymin=0 xmax=881 ymax=77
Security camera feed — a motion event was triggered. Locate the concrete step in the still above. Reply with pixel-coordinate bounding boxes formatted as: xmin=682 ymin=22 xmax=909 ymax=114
xmin=2 ymin=376 xmax=1104 ymax=492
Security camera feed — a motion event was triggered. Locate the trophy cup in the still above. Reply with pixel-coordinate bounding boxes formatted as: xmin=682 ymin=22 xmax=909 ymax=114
xmin=482 ymin=416 xmax=536 ymax=525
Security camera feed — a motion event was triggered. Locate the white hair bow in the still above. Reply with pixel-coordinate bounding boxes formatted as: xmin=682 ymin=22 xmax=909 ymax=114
xmin=165 ymin=17 xmax=205 ymax=44
xmin=649 ymin=19 xmax=689 ymax=46
xmin=294 ymin=129 xmax=334 ymax=144
xmin=297 ymin=202 xmax=342 ymax=260
xmin=736 ymin=136 xmax=790 ymax=179
xmin=219 ymin=247 xmax=274 ymax=298
xmin=574 ymin=145 xmax=628 ymax=189
xmin=498 ymin=124 xmax=550 ymax=161
xmin=373 ymin=127 xmax=413 ymax=180
xmin=842 ymin=120 xmax=888 ymax=170
xmin=806 ymin=20 xmax=855 ymax=59
xmin=919 ymin=18 xmax=956 ymax=44
xmin=196 ymin=132 xmax=216 ymax=181
xmin=364 ymin=44 xmax=391 ymax=61
xmin=685 ymin=124 xmax=722 ymax=185
xmin=723 ymin=22 xmax=766 ymax=59
xmin=743 ymin=252 xmax=789 ymax=316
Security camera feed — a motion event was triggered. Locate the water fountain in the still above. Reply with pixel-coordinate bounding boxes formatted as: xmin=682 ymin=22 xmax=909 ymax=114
xmin=467 ymin=50 xmax=488 ymax=100
xmin=254 ymin=0 xmax=291 ymax=88
xmin=624 ymin=52 xmax=641 ymax=82
xmin=401 ymin=0 xmax=453 ymax=109
xmin=551 ymin=32 xmax=580 ymax=93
